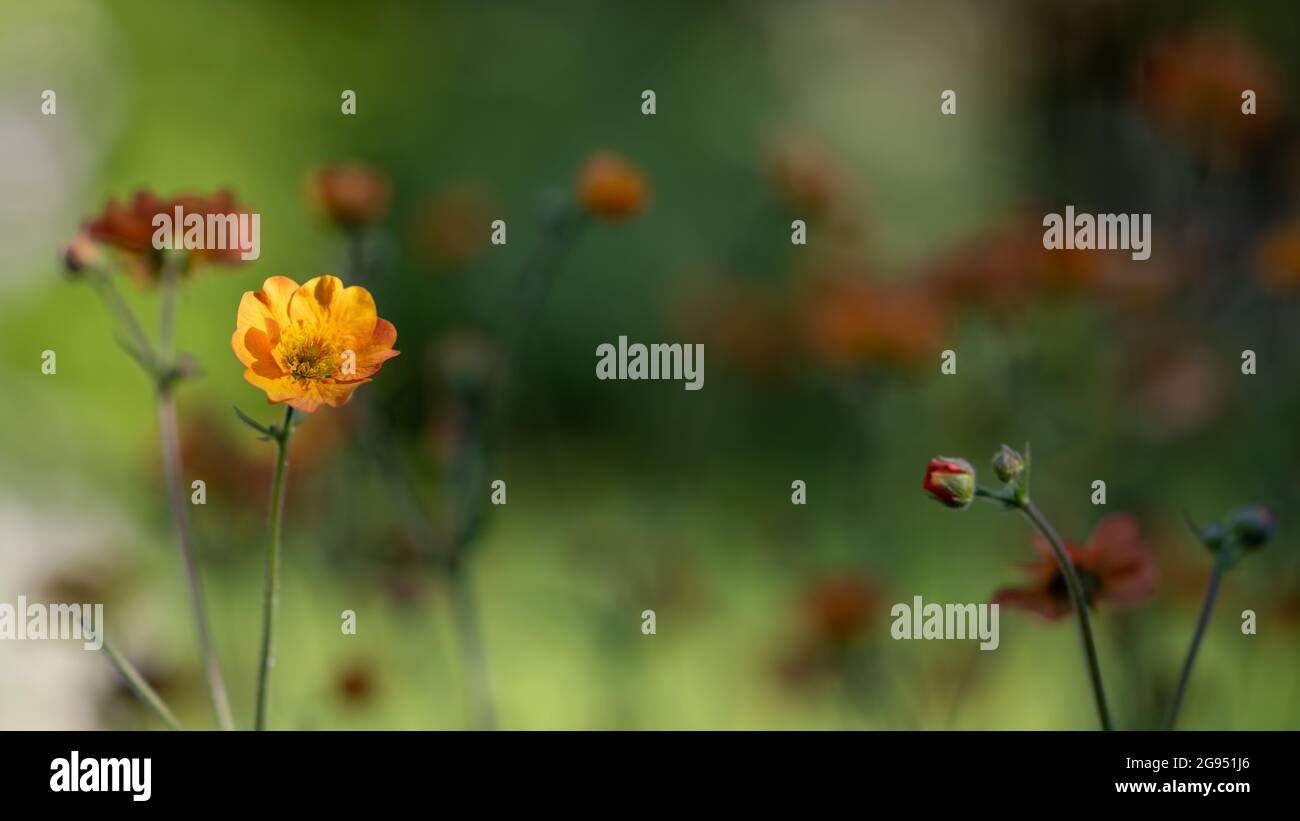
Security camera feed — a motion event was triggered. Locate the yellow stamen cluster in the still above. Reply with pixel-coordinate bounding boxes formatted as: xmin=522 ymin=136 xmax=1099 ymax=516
xmin=279 ymin=327 xmax=340 ymax=382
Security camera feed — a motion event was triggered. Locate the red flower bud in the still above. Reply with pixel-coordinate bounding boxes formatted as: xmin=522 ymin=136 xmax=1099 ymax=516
xmin=923 ymin=456 xmax=976 ymax=509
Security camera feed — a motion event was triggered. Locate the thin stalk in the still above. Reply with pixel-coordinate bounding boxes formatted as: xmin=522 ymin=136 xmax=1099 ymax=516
xmin=1165 ymin=555 xmax=1227 ymax=730
xmin=155 ymin=255 xmax=234 ymax=730
xmin=157 ymin=389 xmax=234 ymax=730
xmin=254 ymin=405 xmax=295 ymax=730
xmin=449 ymin=562 xmax=497 ymax=730
xmin=507 ymin=206 xmax=583 ymax=370
xmin=1020 ymin=501 xmax=1114 ymax=731
xmin=347 ymin=227 xmax=366 ymax=285
xmin=87 ymin=258 xmax=233 ymax=729
xmin=89 ymin=621 xmax=183 ymax=730
xmin=158 ymin=253 xmax=180 ymax=362
xmin=88 ymin=268 xmax=154 ymax=369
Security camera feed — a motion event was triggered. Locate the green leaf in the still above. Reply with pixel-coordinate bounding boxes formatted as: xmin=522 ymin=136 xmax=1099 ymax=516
xmin=232 ymin=405 xmax=274 ymax=437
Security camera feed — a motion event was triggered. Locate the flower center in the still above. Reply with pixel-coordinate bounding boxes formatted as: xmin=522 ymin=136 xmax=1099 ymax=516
xmin=1048 ymin=568 xmax=1101 ymax=607
xmin=279 ymin=327 xmax=340 ymax=382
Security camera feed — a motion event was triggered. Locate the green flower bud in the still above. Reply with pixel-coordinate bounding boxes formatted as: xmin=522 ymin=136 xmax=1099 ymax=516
xmin=992 ymin=444 xmax=1025 ymax=484
xmin=1228 ymin=506 xmax=1273 ymax=550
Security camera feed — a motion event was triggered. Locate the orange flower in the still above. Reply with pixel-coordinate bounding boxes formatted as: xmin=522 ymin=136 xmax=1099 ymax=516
xmin=670 ymin=274 xmax=796 ymax=379
xmin=1255 ymin=217 xmax=1300 ymax=291
xmin=1122 ymin=332 xmax=1225 ymax=441
xmin=411 ymin=185 xmax=496 ymax=267
xmin=924 ymin=216 xmax=1105 ymax=316
xmin=83 ymin=190 xmax=251 ymax=283
xmin=995 ymin=514 xmax=1157 ymax=621
xmin=799 ymin=270 xmax=950 ymax=368
xmin=576 ymin=151 xmax=647 ymax=219
xmin=232 ymin=275 xmax=399 ymax=412
xmin=799 ymin=576 xmax=881 ymax=645
xmin=766 ymin=133 xmax=850 ymax=221
xmin=307 ymin=165 xmax=392 ymax=228
xmin=1134 ymin=28 xmax=1282 ymax=156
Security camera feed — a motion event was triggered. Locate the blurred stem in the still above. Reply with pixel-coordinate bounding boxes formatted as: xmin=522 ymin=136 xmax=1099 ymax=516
xmin=445 ymin=396 xmax=496 ymax=729
xmin=508 ymin=203 xmax=584 ymax=368
xmin=1165 ymin=553 xmax=1227 ymax=730
xmin=89 ymin=620 xmax=182 ymax=730
xmin=347 ymin=227 xmax=366 ymax=285
xmin=156 ymin=253 xmax=234 ymax=731
xmin=254 ymin=405 xmax=296 ymax=731
xmin=88 ymin=267 xmax=155 ymax=372
xmin=157 ymin=389 xmax=234 ymax=730
xmin=449 ymin=562 xmax=497 ymax=729
xmin=1018 ymin=500 xmax=1114 ymax=731
xmin=86 ymin=258 xmax=231 ymax=729
xmin=158 ymin=252 xmax=182 ymax=364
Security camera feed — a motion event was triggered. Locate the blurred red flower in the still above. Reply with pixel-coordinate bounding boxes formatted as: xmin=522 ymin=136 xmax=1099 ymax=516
xmin=411 ymin=184 xmax=497 ymax=268
xmin=800 ymin=576 xmax=881 ymax=645
xmin=1255 ymin=217 xmax=1300 ymax=292
xmin=924 ymin=217 xmax=1102 ymax=317
xmin=670 ymin=274 xmax=797 ymax=379
xmin=83 ymin=190 xmax=252 ymax=284
xmin=1122 ymin=334 xmax=1225 ymax=441
xmin=764 ymin=133 xmax=862 ymax=238
xmin=775 ymin=574 xmax=883 ymax=691
xmin=995 ymin=514 xmax=1157 ymax=620
xmin=799 ymin=269 xmax=950 ymax=369
xmin=307 ymin=164 xmax=392 ymax=229
xmin=1134 ymin=28 xmax=1283 ymax=158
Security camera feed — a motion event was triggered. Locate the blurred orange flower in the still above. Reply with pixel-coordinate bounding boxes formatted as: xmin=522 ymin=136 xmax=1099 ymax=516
xmin=766 ymin=133 xmax=854 ymax=223
xmin=800 ymin=576 xmax=881 ymax=645
xmin=800 ymin=268 xmax=950 ymax=369
xmin=925 ymin=217 xmax=1102 ymax=316
xmin=307 ymin=165 xmax=392 ymax=228
xmin=576 ymin=151 xmax=647 ymax=219
xmin=411 ymin=185 xmax=496 ymax=267
xmin=1134 ymin=28 xmax=1283 ymax=156
xmin=1123 ymin=334 xmax=1225 ymax=441
xmin=995 ymin=514 xmax=1157 ymax=621
xmin=335 ymin=659 xmax=378 ymax=706
xmin=232 ymin=275 xmax=399 ymax=412
xmin=1254 ymin=217 xmax=1300 ymax=291
xmin=83 ymin=190 xmax=251 ymax=283
xmin=671 ymin=275 xmax=796 ymax=378
xmin=775 ymin=574 xmax=882 ymax=691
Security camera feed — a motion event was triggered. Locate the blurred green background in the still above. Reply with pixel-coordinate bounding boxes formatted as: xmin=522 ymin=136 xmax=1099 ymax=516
xmin=2 ymin=0 xmax=1299 ymax=729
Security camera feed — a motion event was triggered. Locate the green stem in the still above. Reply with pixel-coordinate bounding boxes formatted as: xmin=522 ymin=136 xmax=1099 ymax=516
xmin=346 ymin=227 xmax=366 ymax=284
xmin=158 ymin=253 xmax=181 ymax=364
xmin=89 ymin=621 xmax=183 ymax=730
xmin=1165 ymin=555 xmax=1227 ymax=730
xmin=449 ymin=562 xmax=497 ymax=730
xmin=156 ymin=256 xmax=233 ymax=730
xmin=157 ymin=389 xmax=234 ymax=730
xmin=254 ymin=404 xmax=295 ymax=730
xmin=88 ymin=268 xmax=155 ymax=371
xmin=507 ymin=206 xmax=584 ymax=370
xmin=1019 ymin=501 xmax=1114 ymax=731
xmin=86 ymin=258 xmax=230 ymax=728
